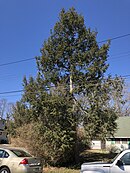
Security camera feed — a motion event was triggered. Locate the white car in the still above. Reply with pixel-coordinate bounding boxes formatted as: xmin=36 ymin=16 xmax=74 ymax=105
xmin=0 ymin=146 xmax=42 ymax=173
xmin=81 ymin=149 xmax=130 ymax=173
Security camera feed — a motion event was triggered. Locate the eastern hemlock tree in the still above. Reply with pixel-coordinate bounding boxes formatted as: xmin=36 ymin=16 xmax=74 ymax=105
xmin=11 ymin=8 xmax=124 ymax=165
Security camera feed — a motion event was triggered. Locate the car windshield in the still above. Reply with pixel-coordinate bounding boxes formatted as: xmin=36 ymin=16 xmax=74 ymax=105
xmin=11 ymin=149 xmax=32 ymax=157
xmin=109 ymin=151 xmax=123 ymax=163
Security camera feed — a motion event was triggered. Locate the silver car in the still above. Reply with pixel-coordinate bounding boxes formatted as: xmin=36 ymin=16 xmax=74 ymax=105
xmin=0 ymin=146 xmax=43 ymax=173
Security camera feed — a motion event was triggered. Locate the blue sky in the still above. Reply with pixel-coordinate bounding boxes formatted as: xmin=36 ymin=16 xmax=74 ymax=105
xmin=0 ymin=0 xmax=130 ymax=103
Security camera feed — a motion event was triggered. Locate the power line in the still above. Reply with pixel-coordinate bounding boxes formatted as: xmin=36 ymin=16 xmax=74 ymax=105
xmin=98 ymin=33 xmax=130 ymax=43
xmin=121 ymin=74 xmax=130 ymax=78
xmin=0 ymin=94 xmax=22 ymax=98
xmin=0 ymin=74 xmax=130 ymax=95
xmin=0 ymin=33 xmax=130 ymax=97
xmin=109 ymin=54 xmax=130 ymax=60
xmin=0 ymin=90 xmax=24 ymax=95
xmin=0 ymin=33 xmax=129 ymax=68
xmin=0 ymin=52 xmax=128 ymax=74
xmin=110 ymin=50 xmax=130 ymax=57
xmin=108 ymin=56 xmax=130 ymax=62
xmin=0 ymin=58 xmax=35 ymax=67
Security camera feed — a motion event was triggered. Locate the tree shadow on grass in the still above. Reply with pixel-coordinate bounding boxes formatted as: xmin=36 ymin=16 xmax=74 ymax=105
xmin=71 ymin=150 xmax=117 ymax=169
xmin=80 ymin=150 xmax=117 ymax=162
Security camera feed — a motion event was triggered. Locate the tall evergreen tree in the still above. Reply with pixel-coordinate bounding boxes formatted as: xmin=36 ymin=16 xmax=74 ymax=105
xmin=11 ymin=8 xmax=124 ymax=165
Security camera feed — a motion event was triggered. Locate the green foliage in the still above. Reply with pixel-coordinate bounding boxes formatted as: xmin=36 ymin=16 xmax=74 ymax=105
xmin=12 ymin=93 xmax=78 ymax=166
xmin=82 ymin=76 xmax=124 ymax=140
xmin=36 ymin=8 xmax=109 ymax=94
xmin=10 ymin=8 xmax=124 ymax=166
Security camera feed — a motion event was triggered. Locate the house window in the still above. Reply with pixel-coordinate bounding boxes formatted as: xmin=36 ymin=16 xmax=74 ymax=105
xmin=122 ymin=138 xmax=127 ymax=144
xmin=115 ymin=138 xmax=120 ymax=144
xmin=128 ymin=139 xmax=130 ymax=144
xmin=111 ymin=138 xmax=115 ymax=144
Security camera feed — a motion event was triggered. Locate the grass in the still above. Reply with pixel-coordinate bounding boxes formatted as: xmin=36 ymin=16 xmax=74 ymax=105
xmin=80 ymin=149 xmax=116 ymax=163
xmin=43 ymin=149 xmax=117 ymax=173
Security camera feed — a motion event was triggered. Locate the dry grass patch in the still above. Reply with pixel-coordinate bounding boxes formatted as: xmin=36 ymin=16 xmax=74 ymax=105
xmin=44 ymin=167 xmax=79 ymax=173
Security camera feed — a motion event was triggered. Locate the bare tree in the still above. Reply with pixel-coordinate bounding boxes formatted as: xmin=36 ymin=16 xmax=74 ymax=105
xmin=121 ymin=82 xmax=130 ymax=116
xmin=0 ymin=99 xmax=7 ymax=118
xmin=0 ymin=99 xmax=14 ymax=119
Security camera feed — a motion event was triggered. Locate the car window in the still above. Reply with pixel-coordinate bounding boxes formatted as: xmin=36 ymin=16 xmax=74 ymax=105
xmin=0 ymin=150 xmax=4 ymax=158
xmin=10 ymin=149 xmax=32 ymax=157
xmin=120 ymin=152 xmax=130 ymax=165
xmin=4 ymin=151 xmax=9 ymax=158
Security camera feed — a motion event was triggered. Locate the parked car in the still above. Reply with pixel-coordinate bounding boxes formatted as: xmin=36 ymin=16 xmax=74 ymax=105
xmin=0 ymin=146 xmax=42 ymax=173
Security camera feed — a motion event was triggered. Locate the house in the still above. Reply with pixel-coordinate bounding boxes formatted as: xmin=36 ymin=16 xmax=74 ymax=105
xmin=91 ymin=116 xmax=130 ymax=150
xmin=106 ymin=116 xmax=130 ymax=150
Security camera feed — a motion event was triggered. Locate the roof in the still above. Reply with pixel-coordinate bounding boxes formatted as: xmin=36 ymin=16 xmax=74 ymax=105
xmin=114 ymin=116 xmax=130 ymax=138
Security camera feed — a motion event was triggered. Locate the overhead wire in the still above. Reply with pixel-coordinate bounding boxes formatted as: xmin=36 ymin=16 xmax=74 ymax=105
xmin=110 ymin=50 xmax=130 ymax=57
xmin=98 ymin=33 xmax=130 ymax=43
xmin=0 ymin=33 xmax=130 ymax=96
xmin=0 ymin=33 xmax=129 ymax=67
xmin=0 ymin=74 xmax=130 ymax=95
xmin=0 ymin=90 xmax=24 ymax=95
xmin=0 ymin=57 xmax=35 ymax=67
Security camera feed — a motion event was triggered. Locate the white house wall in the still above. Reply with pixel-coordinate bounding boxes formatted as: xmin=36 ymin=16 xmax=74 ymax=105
xmin=91 ymin=140 xmax=101 ymax=149
xmin=91 ymin=140 xmax=130 ymax=150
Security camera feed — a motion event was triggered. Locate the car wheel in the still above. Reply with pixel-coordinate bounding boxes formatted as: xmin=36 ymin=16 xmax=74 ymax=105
xmin=0 ymin=167 xmax=10 ymax=173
